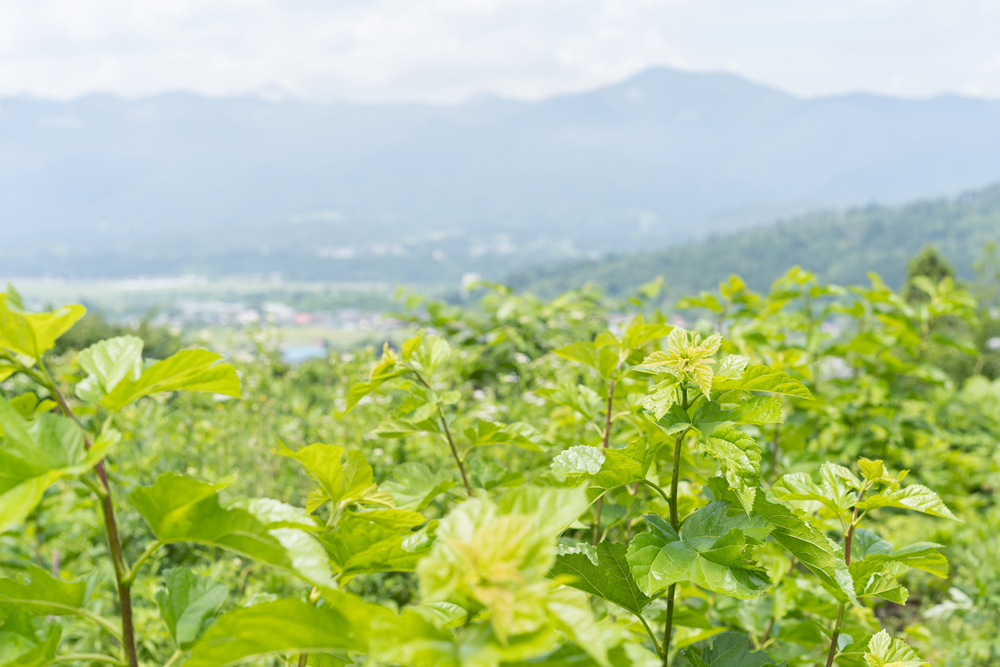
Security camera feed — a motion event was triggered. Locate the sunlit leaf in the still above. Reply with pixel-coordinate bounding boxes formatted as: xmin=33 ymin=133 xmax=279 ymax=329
xmin=863 ymin=630 xmax=928 ymax=667
xmin=0 ymin=399 xmax=114 ymax=534
xmin=101 ymin=348 xmax=240 ymax=411
xmin=185 ymin=594 xmax=389 ymax=667
xmin=626 ymin=503 xmax=773 ymax=599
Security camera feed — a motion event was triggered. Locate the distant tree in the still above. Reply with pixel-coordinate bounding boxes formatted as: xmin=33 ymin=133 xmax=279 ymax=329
xmin=904 ymin=246 xmax=956 ymax=302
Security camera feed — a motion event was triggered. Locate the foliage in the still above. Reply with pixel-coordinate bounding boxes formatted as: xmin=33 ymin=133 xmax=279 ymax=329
xmin=1 ymin=261 xmax=998 ymax=667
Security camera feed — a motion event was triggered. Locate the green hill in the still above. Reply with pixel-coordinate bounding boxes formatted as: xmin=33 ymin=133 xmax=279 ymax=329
xmin=508 ymin=184 xmax=1000 ymax=298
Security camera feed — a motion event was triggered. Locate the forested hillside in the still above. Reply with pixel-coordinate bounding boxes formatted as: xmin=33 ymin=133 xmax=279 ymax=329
xmin=510 ymin=183 xmax=1000 ymax=298
xmin=6 ymin=67 xmax=1000 ymax=281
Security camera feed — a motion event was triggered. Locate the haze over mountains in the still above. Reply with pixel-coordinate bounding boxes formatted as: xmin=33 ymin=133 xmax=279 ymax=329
xmin=4 ymin=67 xmax=1000 ymax=283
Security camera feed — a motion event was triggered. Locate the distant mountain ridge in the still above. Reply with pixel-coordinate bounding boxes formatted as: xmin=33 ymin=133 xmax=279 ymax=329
xmin=508 ymin=184 xmax=1000 ymax=299
xmin=4 ymin=67 xmax=1000 ymax=282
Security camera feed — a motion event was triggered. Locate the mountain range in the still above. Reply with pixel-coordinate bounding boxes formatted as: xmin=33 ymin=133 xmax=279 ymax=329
xmin=4 ymin=67 xmax=1000 ymax=282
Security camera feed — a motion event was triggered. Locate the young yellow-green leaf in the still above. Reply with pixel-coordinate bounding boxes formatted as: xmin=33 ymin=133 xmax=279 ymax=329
xmin=864 ymin=630 xmax=928 ymax=667
xmin=0 ymin=564 xmax=86 ymax=616
xmin=371 ymin=609 xmax=560 ymax=667
xmin=382 ymin=462 xmax=457 ymax=511
xmin=626 ymin=503 xmax=773 ymax=599
xmin=155 ymin=567 xmax=227 ymax=649
xmin=697 ymin=427 xmax=762 ymax=511
xmin=684 ymin=631 xmax=783 ymax=667
xmin=551 ymin=542 xmax=651 ymax=615
xmin=0 ymin=363 xmax=17 ymax=383
xmin=185 ymin=594 xmax=390 ymax=667
xmin=771 ymin=462 xmax=860 ymax=512
xmin=0 ymin=399 xmax=114 ymax=534
xmin=100 ymin=349 xmax=240 ymax=411
xmin=0 ymin=605 xmax=61 ymax=667
xmin=409 ymin=335 xmax=452 ymax=376
xmin=0 ymin=291 xmax=85 ymax=361
xmin=643 ymin=377 xmax=681 ymax=419
xmin=849 ymin=560 xmax=909 ymax=605
xmin=857 ymin=484 xmax=958 ymax=520
xmin=75 ymin=335 xmax=144 ymax=403
xmin=715 ymin=356 xmax=749 ymax=381
xmin=553 ymin=342 xmax=618 ymax=378
xmin=465 ymin=420 xmax=548 ymax=451
xmin=317 ymin=510 xmax=433 ymax=577
xmin=544 ymin=587 xmax=610 ymax=667
xmin=551 ymin=445 xmax=605 ymax=476
xmin=279 ymin=442 xmax=374 ymax=512
xmin=711 ymin=365 xmax=813 ymax=399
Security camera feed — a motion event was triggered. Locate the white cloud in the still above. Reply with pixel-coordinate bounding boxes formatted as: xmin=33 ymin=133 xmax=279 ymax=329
xmin=0 ymin=0 xmax=998 ymax=102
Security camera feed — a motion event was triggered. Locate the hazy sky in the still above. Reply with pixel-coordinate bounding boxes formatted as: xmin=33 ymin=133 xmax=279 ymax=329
xmin=2 ymin=0 xmax=999 ymax=103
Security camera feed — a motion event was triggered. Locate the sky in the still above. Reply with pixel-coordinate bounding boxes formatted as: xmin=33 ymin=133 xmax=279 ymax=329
xmin=1 ymin=0 xmax=1000 ymax=104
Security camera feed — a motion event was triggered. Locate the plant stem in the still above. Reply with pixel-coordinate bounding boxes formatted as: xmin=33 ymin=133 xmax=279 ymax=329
xmin=634 ymin=612 xmax=661 ymax=656
xmin=770 ymin=424 xmax=781 ymax=483
xmin=437 ymin=404 xmax=472 ymax=496
xmin=411 ymin=370 xmax=472 ymax=496
xmin=662 ymin=388 xmax=689 ymax=667
xmin=825 ymin=603 xmax=845 ymax=667
xmin=163 ymin=649 xmax=185 ymax=667
xmin=826 ymin=488 xmax=866 ymax=666
xmin=123 ymin=541 xmax=162 ymax=586
xmin=594 ymin=364 xmax=621 ymax=544
xmin=663 ymin=583 xmax=676 ymax=667
xmin=297 ymin=653 xmax=308 ymax=667
xmin=603 ymin=378 xmax=616 ymax=449
xmin=640 ymin=479 xmax=671 ymax=504
xmin=38 ymin=361 xmax=139 ymax=667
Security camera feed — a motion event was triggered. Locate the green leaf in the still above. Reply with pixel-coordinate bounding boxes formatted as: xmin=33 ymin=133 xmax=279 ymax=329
xmin=100 ymin=348 xmax=240 ymax=411
xmin=553 ymin=342 xmax=618 ymax=378
xmin=705 ymin=478 xmax=856 ymax=604
xmin=155 ymin=567 xmax=227 ymax=649
xmin=849 ymin=560 xmax=909 ymax=605
xmin=382 ymin=462 xmax=456 ymax=511
xmin=464 ymin=420 xmax=548 ymax=451
xmin=589 ymin=437 xmax=661 ymax=490
xmin=850 ymin=528 xmax=948 ymax=578
xmin=863 ymin=630 xmax=928 ymax=667
xmin=857 ymin=484 xmax=958 ymax=520
xmin=771 ymin=463 xmax=860 ymax=512
xmin=75 ymin=335 xmax=144 ymax=403
xmin=684 ymin=631 xmax=783 ymax=667
xmin=410 ymin=336 xmax=452 ymax=377
xmin=551 ymin=446 xmax=605 ymax=476
xmin=551 ymin=542 xmax=651 ymax=615
xmin=0 ymin=564 xmax=86 ymax=616
xmin=129 ymin=474 xmax=334 ymax=586
xmin=0 ymin=291 xmax=85 ymax=360
xmin=371 ymin=610 xmax=559 ymax=667
xmin=185 ymin=594 xmax=389 ymax=667
xmin=711 ymin=365 xmax=813 ymax=399
xmin=317 ymin=510 xmax=433 ymax=577
xmin=697 ymin=427 xmax=762 ymax=512
xmin=0 ymin=399 xmax=114 ymax=534
xmin=716 ymin=356 xmax=749 ymax=380
xmin=497 ymin=485 xmax=590 ymax=536
xmin=0 ymin=605 xmax=61 ymax=667
xmin=279 ymin=442 xmax=374 ymax=512
xmin=626 ymin=503 xmax=773 ymax=600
